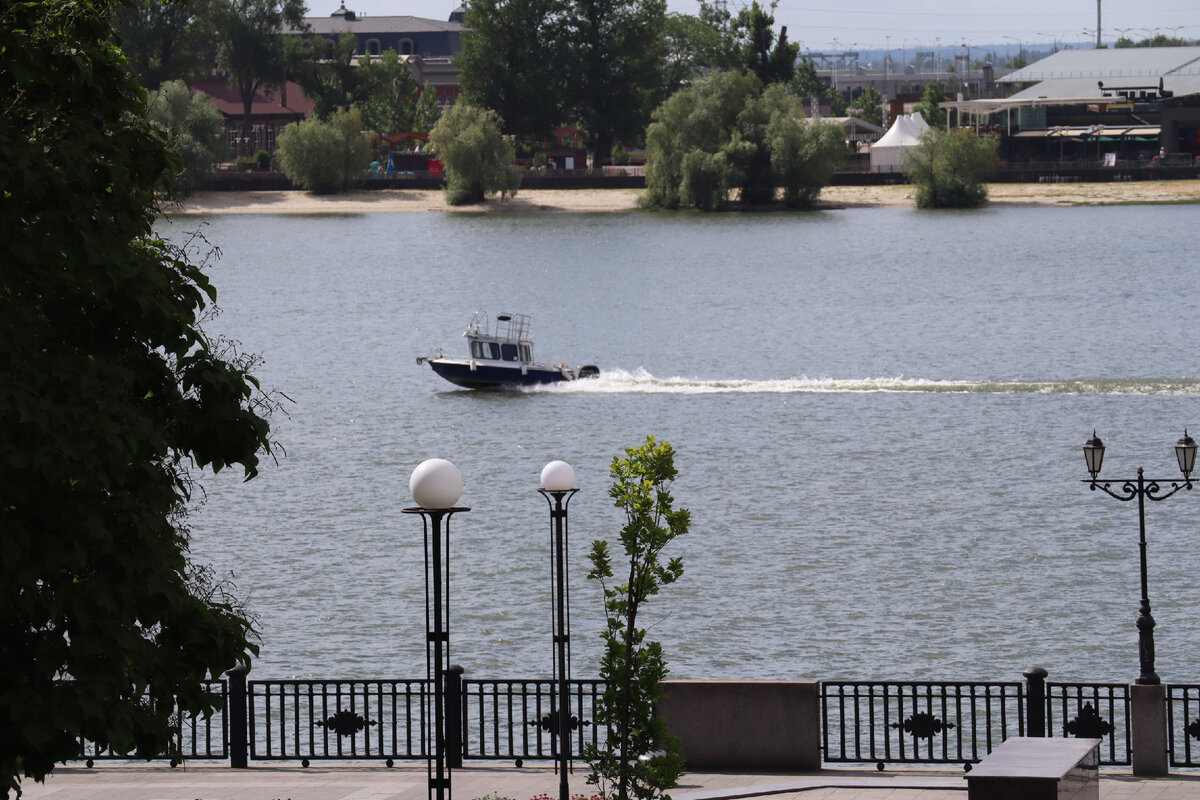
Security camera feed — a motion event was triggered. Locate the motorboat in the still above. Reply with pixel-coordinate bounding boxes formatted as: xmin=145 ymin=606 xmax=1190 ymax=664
xmin=417 ymin=312 xmax=599 ymax=389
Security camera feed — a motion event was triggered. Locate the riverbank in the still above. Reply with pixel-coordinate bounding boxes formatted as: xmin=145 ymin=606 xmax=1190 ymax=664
xmin=172 ymin=179 xmax=1200 ymax=215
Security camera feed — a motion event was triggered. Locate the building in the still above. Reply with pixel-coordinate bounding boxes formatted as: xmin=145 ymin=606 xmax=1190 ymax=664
xmin=300 ymin=3 xmax=465 ymax=59
xmin=941 ymin=47 xmax=1200 ymax=162
xmin=294 ymin=4 xmax=465 ymax=105
xmin=192 ymin=77 xmax=315 ymax=158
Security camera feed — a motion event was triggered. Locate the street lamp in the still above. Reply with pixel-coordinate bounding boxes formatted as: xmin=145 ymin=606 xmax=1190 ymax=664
xmin=540 ymin=460 xmax=579 ymax=800
xmin=405 ymin=458 xmax=469 ymax=800
xmin=1082 ymin=431 xmax=1197 ymax=685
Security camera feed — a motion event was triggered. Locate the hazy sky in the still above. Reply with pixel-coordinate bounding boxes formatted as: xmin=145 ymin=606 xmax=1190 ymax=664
xmin=317 ymin=0 xmax=1200 ymax=51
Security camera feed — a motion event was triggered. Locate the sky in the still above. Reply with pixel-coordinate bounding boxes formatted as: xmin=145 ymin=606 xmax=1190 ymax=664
xmin=316 ymin=0 xmax=1200 ymax=52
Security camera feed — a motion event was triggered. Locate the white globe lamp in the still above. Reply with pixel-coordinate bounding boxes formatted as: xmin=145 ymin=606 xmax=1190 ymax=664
xmin=409 ymin=458 xmax=463 ymax=509
xmin=540 ymin=460 xmax=575 ymax=492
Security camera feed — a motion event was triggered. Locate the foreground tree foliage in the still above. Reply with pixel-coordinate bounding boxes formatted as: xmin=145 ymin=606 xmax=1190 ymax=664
xmin=276 ymin=107 xmax=372 ymax=194
xmin=1 ymin=1 xmax=273 ymax=795
xmin=642 ymin=71 xmax=846 ymax=210
xmin=429 ymin=102 xmax=521 ymax=205
xmin=586 ymin=437 xmax=688 ymax=800
xmin=147 ymin=80 xmax=225 ymax=194
xmin=902 ymin=128 xmax=1001 ymax=209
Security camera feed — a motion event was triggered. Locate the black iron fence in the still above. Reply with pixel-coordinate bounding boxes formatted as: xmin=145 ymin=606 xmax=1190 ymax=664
xmin=820 ymin=680 xmax=1026 ymax=768
xmin=225 ymin=669 xmax=606 ymax=767
xmin=78 ymin=680 xmax=228 ymax=766
xmin=70 ymin=670 xmax=1184 ymax=771
xmin=1167 ymin=685 xmax=1200 ymax=768
xmin=1046 ymin=682 xmax=1130 ymax=766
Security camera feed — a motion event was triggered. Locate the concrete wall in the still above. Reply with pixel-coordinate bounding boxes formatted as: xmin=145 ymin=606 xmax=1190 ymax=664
xmin=658 ymin=681 xmax=821 ymax=771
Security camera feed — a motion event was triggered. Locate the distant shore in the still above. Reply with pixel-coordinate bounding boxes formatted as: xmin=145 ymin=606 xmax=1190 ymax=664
xmin=172 ymin=179 xmax=1200 ymax=215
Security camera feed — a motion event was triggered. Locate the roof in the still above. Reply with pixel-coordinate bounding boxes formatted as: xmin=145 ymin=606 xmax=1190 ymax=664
xmin=998 ymin=46 xmax=1200 ymax=100
xmin=825 ymin=116 xmax=887 ymax=136
xmin=1000 ymin=46 xmax=1200 ymax=84
xmin=191 ymin=78 xmax=314 ymax=119
xmin=872 ymin=112 xmax=929 ymax=149
xmin=302 ymin=4 xmax=463 ymax=35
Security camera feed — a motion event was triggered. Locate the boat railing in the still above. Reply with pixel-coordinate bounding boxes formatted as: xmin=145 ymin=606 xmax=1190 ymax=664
xmin=466 ymin=312 xmax=533 ymax=345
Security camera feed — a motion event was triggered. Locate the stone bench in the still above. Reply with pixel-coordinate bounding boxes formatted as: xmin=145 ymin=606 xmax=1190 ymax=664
xmin=967 ymin=736 xmax=1101 ymax=800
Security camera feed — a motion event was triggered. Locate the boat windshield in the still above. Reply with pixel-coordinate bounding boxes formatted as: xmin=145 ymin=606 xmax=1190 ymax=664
xmin=471 ymin=341 xmax=500 ymax=359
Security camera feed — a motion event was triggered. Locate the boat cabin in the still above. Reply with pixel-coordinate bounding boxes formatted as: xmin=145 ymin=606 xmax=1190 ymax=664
xmin=465 ymin=312 xmax=536 ymax=364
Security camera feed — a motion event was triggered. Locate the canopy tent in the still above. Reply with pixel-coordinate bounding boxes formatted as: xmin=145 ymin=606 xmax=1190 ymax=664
xmin=869 ymin=112 xmax=929 ymax=172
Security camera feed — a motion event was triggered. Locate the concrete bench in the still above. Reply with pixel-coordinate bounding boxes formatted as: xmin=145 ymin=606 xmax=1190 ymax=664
xmin=967 ymin=736 xmax=1101 ymax=800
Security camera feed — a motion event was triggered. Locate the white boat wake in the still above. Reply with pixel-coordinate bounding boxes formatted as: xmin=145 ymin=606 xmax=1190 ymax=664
xmin=525 ymin=368 xmax=1200 ymax=395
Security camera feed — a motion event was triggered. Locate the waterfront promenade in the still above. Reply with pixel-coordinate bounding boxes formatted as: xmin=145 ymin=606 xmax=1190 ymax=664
xmin=16 ymin=762 xmax=1200 ymax=800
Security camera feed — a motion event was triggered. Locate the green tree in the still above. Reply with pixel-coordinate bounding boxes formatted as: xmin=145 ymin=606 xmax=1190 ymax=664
xmin=643 ymin=72 xmax=845 ymax=210
xmin=428 ymin=102 xmax=521 ymax=205
xmin=412 ymin=82 xmax=441 ymax=132
xmin=147 ymin=79 xmax=225 ymax=194
xmin=902 ymin=127 xmax=1000 ymax=209
xmin=731 ymin=0 xmax=797 ymax=86
xmin=276 ymin=106 xmax=372 ymax=193
xmin=914 ymin=82 xmax=947 ymax=128
xmin=790 ymin=54 xmax=826 ymax=103
xmin=357 ymin=50 xmax=420 ymax=133
xmin=656 ymin=4 xmax=739 ymax=101
xmin=643 ymin=69 xmax=758 ymax=209
xmin=1 ymin=1 xmax=273 ymax=795
xmin=567 ymin=0 xmax=668 ymax=164
xmin=112 ymin=0 xmax=216 ymax=89
xmin=767 ymin=99 xmax=847 ymax=207
xmin=457 ymin=0 xmax=569 ymax=141
xmin=288 ymin=32 xmax=360 ymax=120
xmin=585 ymin=436 xmax=688 ymax=800
xmin=213 ymin=0 xmax=307 ymax=157
xmin=850 ymin=85 xmax=884 ymax=127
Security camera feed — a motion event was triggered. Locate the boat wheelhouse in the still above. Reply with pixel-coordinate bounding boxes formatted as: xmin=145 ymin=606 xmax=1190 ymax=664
xmin=417 ymin=312 xmax=599 ymax=389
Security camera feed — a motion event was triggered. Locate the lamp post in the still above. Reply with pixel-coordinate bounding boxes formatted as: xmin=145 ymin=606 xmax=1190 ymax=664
xmin=1082 ymin=430 xmax=1197 ymax=685
xmin=405 ymin=458 xmax=469 ymax=800
xmin=540 ymin=460 xmax=579 ymax=800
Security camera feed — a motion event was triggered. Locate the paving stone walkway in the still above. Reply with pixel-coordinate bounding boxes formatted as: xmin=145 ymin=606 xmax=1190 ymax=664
xmin=14 ymin=763 xmax=1200 ymax=800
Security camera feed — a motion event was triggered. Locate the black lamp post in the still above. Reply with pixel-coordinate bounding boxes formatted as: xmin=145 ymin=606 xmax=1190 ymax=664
xmin=539 ymin=460 xmax=578 ymax=800
xmin=405 ymin=458 xmax=469 ymax=800
xmin=1083 ymin=430 xmax=1197 ymax=685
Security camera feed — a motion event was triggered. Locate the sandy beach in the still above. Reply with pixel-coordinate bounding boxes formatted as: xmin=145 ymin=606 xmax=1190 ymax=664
xmin=173 ymin=179 xmax=1200 ymax=215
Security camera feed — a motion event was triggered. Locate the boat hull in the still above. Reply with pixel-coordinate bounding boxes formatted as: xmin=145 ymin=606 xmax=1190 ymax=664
xmin=426 ymin=359 xmax=574 ymax=389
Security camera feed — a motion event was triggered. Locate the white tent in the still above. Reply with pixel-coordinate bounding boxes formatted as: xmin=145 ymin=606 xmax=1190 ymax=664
xmin=868 ymin=112 xmax=929 ymax=173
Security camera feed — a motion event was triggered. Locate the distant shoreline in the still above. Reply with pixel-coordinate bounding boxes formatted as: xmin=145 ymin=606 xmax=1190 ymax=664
xmin=170 ymin=180 xmax=1200 ymax=215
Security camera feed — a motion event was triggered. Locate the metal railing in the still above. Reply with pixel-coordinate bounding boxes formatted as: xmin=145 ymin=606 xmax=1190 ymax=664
xmin=462 ymin=678 xmax=606 ymax=761
xmin=821 ymin=680 xmax=1025 ymax=768
xmin=1046 ymin=682 xmax=1130 ymax=766
xmin=65 ymin=671 xmax=1179 ymax=770
xmin=1167 ymin=685 xmax=1200 ymax=767
xmin=78 ymin=680 xmax=228 ymax=765
xmin=246 ymin=679 xmax=430 ymax=763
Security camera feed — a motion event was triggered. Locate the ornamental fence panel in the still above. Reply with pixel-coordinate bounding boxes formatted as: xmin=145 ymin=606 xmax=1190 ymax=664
xmin=1045 ymin=682 xmax=1130 ymax=766
xmin=246 ymin=679 xmax=430 ymax=763
xmin=78 ymin=679 xmax=228 ymax=764
xmin=820 ymin=680 xmax=1026 ymax=768
xmin=461 ymin=678 xmax=606 ymax=761
xmin=1167 ymin=684 xmax=1200 ymax=767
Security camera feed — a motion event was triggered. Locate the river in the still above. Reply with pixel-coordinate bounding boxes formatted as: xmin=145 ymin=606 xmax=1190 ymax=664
xmin=164 ymin=204 xmax=1200 ymax=686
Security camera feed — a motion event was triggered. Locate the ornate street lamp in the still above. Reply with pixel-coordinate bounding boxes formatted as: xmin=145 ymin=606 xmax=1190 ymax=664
xmin=405 ymin=459 xmax=469 ymax=800
xmin=539 ymin=460 xmax=578 ymax=800
xmin=1082 ymin=431 xmax=1196 ymax=685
